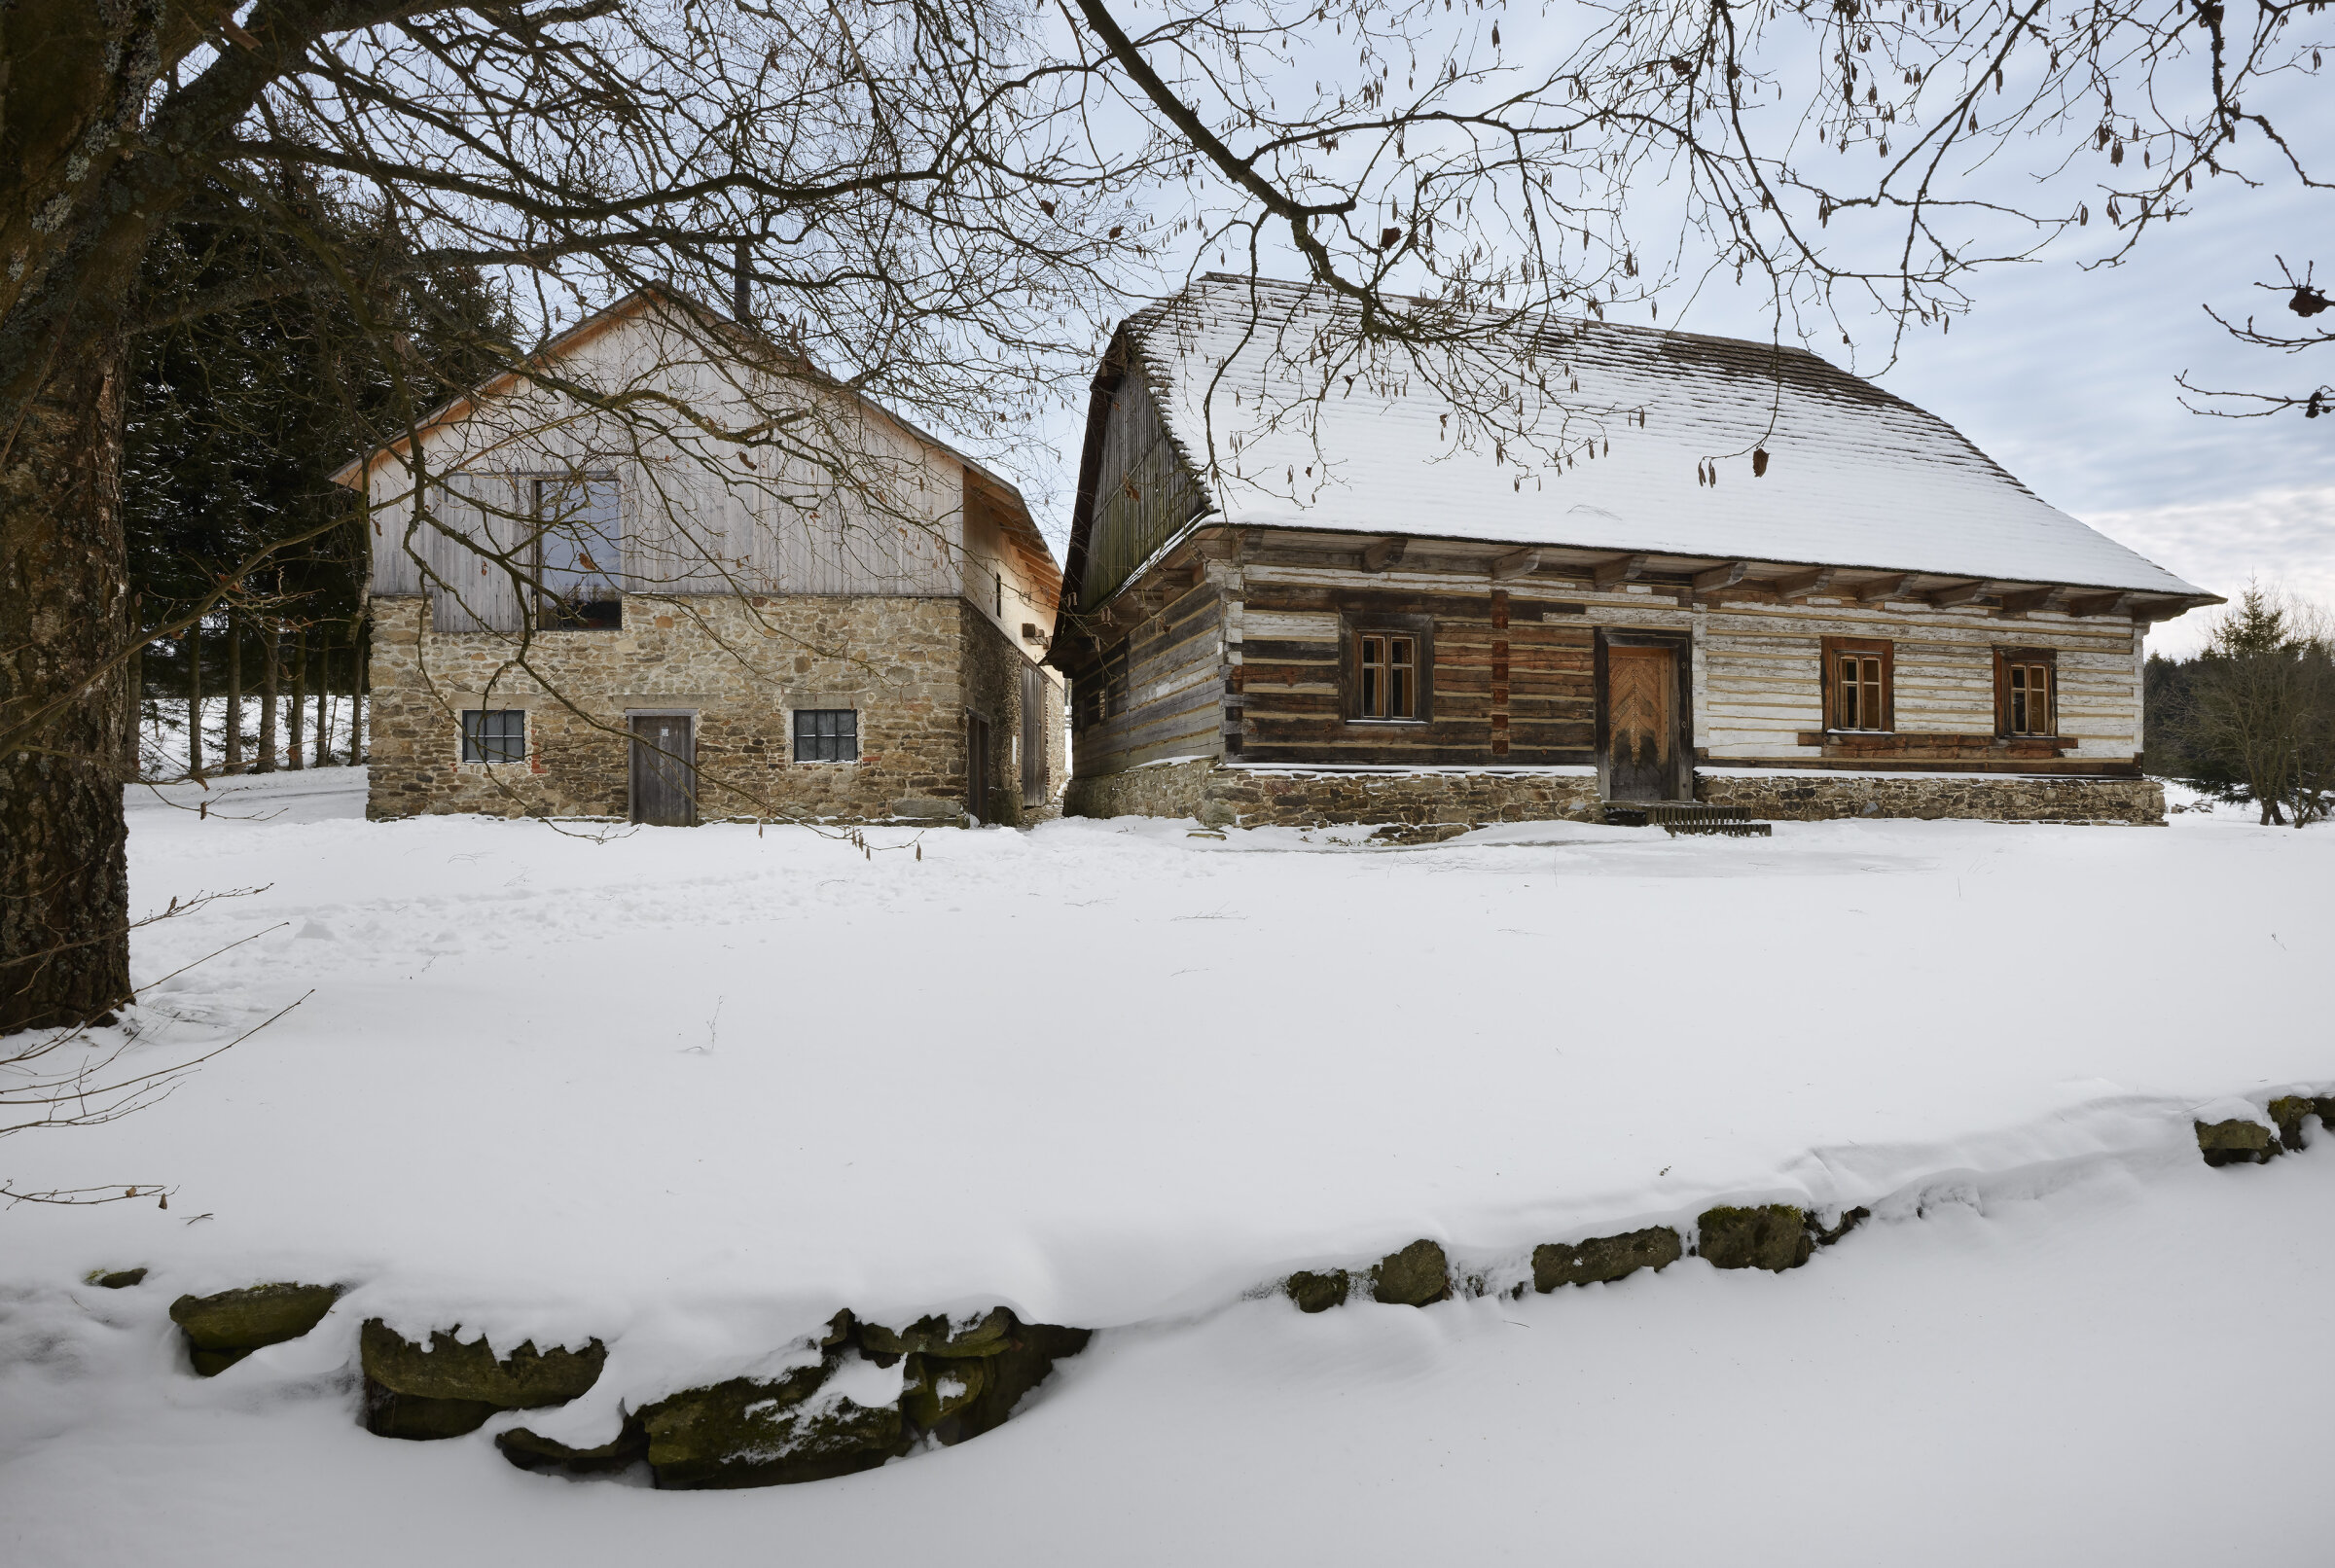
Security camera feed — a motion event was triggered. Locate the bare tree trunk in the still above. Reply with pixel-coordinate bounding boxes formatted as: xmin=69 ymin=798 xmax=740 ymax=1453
xmin=0 ymin=343 xmax=133 ymax=1033
xmin=286 ymin=624 xmax=306 ymax=771
xmin=257 ymin=617 xmax=279 ymax=773
xmin=313 ymin=626 xmax=332 ymax=767
xmin=188 ymin=617 xmax=205 ymax=780
xmin=351 ymin=611 xmax=369 ymax=765
xmin=224 ymin=606 xmax=244 ymax=773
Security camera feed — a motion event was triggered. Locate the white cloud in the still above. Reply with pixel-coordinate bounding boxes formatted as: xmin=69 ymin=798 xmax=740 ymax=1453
xmin=2079 ymin=485 xmax=2335 ymax=656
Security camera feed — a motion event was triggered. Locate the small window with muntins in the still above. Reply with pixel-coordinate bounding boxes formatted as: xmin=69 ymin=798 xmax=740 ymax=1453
xmin=1995 ymin=648 xmax=2058 ymax=737
xmin=1822 ymin=637 xmax=1894 ymax=732
xmin=793 ymin=708 xmax=859 ymax=763
xmin=460 ymin=709 xmax=526 ymax=764
xmin=1357 ymin=631 xmax=1418 ymax=720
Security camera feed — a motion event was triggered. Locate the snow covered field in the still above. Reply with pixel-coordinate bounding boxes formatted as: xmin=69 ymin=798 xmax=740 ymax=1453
xmin=4 ymin=770 xmax=2330 ymax=1563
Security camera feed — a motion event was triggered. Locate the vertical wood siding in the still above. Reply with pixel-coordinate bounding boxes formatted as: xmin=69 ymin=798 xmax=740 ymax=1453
xmin=1079 ymin=370 xmax=1209 ymax=611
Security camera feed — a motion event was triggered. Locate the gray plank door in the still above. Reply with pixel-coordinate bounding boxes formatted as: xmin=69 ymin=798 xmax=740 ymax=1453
xmin=1603 ymin=647 xmax=1675 ymax=802
xmin=1020 ymin=663 xmax=1047 ymax=808
xmin=629 ymin=714 xmax=698 ymax=826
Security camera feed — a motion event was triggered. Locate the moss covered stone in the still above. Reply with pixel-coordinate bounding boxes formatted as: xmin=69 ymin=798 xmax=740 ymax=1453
xmin=899 ymin=1352 xmax=987 ymax=1434
xmin=88 ymin=1267 xmax=146 ymax=1290
xmin=857 ymin=1306 xmax=1016 ymax=1362
xmin=1370 ymin=1239 xmax=1451 ymax=1306
xmin=359 ymin=1319 xmax=606 ymax=1441
xmin=2195 ymin=1118 xmax=2279 ymax=1167
xmin=496 ymin=1421 xmax=649 ymax=1476
xmin=1286 ymin=1269 xmax=1350 ymax=1313
xmin=640 ymin=1359 xmax=909 ymax=1489
xmin=2267 ymin=1097 xmax=2322 ymax=1153
xmin=1698 ymin=1205 xmax=1813 ymax=1272
xmin=168 ymin=1283 xmax=341 ymax=1374
xmin=1532 ymin=1228 xmax=1682 ymax=1292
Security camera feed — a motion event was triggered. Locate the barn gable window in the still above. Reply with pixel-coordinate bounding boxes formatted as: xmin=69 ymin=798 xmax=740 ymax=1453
xmin=460 ymin=709 xmax=526 ymax=764
xmin=533 ymin=474 xmax=623 ymax=629
xmin=1995 ymin=648 xmax=2058 ymax=736
xmin=1821 ymin=636 xmax=1894 ymax=732
xmin=1346 ymin=615 xmax=1433 ymax=722
xmin=793 ymin=708 xmax=859 ymax=763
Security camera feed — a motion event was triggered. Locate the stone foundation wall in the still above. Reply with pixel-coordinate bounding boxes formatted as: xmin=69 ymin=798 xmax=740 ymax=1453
xmin=1065 ymin=761 xmax=2167 ymax=829
xmin=368 ymin=592 xmax=978 ymax=823
xmin=1695 ymin=771 xmax=2166 ymax=825
xmin=1066 ymin=761 xmax=1604 ymax=834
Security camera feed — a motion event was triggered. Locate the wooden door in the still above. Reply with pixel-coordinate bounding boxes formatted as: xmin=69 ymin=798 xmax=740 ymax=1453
xmin=629 ymin=714 xmax=698 ymax=826
xmin=1604 ymin=646 xmax=1675 ymax=802
xmin=1020 ymin=664 xmax=1047 ymax=809
xmin=965 ymin=712 xmax=991 ymax=823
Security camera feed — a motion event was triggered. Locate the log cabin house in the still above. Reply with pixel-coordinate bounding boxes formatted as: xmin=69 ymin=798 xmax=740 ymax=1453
xmin=1053 ymin=276 xmax=2219 ymax=830
xmin=340 ymin=287 xmax=1065 ymax=827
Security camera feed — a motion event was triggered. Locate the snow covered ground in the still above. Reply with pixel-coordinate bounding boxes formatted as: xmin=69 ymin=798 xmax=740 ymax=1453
xmin=3 ymin=771 xmax=2329 ymax=1563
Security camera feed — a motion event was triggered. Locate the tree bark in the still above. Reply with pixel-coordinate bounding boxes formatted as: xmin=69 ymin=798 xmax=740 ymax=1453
xmin=125 ymin=592 xmax=143 ymax=780
xmin=287 ymin=624 xmax=306 ymax=771
xmin=352 ymin=611 xmax=369 ymax=764
xmin=313 ymin=626 xmax=332 ymax=767
xmin=0 ymin=342 xmax=132 ymax=1032
xmin=187 ymin=614 xmax=204 ymax=779
xmin=257 ymin=617 xmax=279 ymax=773
xmin=225 ymin=606 xmax=244 ymax=772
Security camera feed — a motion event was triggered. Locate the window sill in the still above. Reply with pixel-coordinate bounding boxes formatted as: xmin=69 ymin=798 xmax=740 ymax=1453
xmin=1346 ymin=717 xmax=1431 ymax=726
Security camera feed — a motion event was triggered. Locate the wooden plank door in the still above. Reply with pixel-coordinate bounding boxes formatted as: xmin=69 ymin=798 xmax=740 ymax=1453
xmin=629 ymin=714 xmax=698 ymax=826
xmin=965 ymin=712 xmax=991 ymax=823
xmin=1603 ymin=646 xmax=1675 ymax=802
xmin=1020 ymin=663 xmax=1047 ymax=808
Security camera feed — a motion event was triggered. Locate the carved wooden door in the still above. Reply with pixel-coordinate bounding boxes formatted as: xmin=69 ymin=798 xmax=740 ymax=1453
xmin=629 ymin=714 xmax=698 ymax=826
xmin=1604 ymin=646 xmax=1674 ymax=802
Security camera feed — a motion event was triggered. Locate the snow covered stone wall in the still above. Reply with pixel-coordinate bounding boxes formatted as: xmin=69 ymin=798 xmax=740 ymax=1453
xmin=1696 ymin=770 xmax=2165 ymax=825
xmin=1067 ymin=758 xmax=1603 ymax=832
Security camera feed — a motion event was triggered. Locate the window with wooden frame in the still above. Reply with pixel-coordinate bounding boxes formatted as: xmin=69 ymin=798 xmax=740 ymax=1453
xmin=792 ymin=708 xmax=859 ymax=763
xmin=1821 ymin=636 xmax=1894 ymax=732
xmin=459 ymin=709 xmax=525 ymax=764
xmin=1346 ymin=616 xmax=1432 ymax=722
xmin=1994 ymin=647 xmax=2058 ymax=737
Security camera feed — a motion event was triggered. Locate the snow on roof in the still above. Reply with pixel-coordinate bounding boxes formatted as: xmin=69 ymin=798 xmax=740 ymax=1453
xmin=1120 ymin=276 xmax=2205 ymax=596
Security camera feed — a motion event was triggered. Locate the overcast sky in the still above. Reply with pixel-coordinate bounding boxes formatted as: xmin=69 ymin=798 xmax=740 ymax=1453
xmin=998 ymin=30 xmax=2327 ymax=659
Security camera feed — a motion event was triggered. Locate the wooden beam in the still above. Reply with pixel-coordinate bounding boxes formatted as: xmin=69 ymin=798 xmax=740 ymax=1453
xmin=1995 ymin=587 xmax=2066 ymax=616
xmin=1927 ymin=580 xmax=1992 ymax=608
xmin=1773 ymin=566 xmax=1835 ymax=599
xmin=1854 ymin=573 xmax=1915 ymax=603
xmin=1491 ymin=547 xmax=1541 ymax=581
xmin=1593 ymin=552 xmax=1648 ymax=588
xmin=1691 ymin=560 xmax=1750 ymax=593
xmin=2066 ymin=590 xmax=2138 ymax=619
xmin=1360 ymin=536 xmax=1409 ymax=572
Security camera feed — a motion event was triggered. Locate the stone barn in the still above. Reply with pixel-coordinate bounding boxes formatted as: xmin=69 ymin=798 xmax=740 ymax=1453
xmin=340 ymin=287 xmax=1065 ymax=827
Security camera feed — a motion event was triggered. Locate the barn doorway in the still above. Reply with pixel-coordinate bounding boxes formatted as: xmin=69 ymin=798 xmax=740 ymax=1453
xmin=629 ymin=713 xmax=698 ymax=826
xmin=965 ymin=711 xmax=992 ymax=823
xmin=1601 ymin=644 xmax=1678 ymax=802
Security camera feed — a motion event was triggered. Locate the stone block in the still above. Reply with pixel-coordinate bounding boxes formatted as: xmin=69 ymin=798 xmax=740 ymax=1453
xmin=169 ymin=1283 xmax=341 ymax=1374
xmin=640 ymin=1360 xmax=908 ymax=1489
xmin=1371 ymin=1239 xmax=1451 ymax=1306
xmin=360 ymin=1319 xmax=606 ymax=1440
xmin=1286 ymin=1269 xmax=1350 ymax=1313
xmin=1532 ymin=1228 xmax=1682 ymax=1292
xmin=496 ymin=1421 xmax=649 ymax=1476
xmin=1698 ymin=1205 xmax=1814 ymax=1272
xmin=2195 ymin=1118 xmax=2280 ymax=1167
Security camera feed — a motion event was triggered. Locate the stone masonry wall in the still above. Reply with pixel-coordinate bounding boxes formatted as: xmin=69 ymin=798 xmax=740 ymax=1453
xmin=1067 ymin=761 xmax=1604 ymax=833
xmin=1695 ymin=771 xmax=2166 ymax=825
xmin=367 ymin=593 xmax=976 ymax=823
xmin=957 ymin=605 xmax=1068 ymax=827
xmin=1065 ymin=761 xmax=2166 ymax=829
